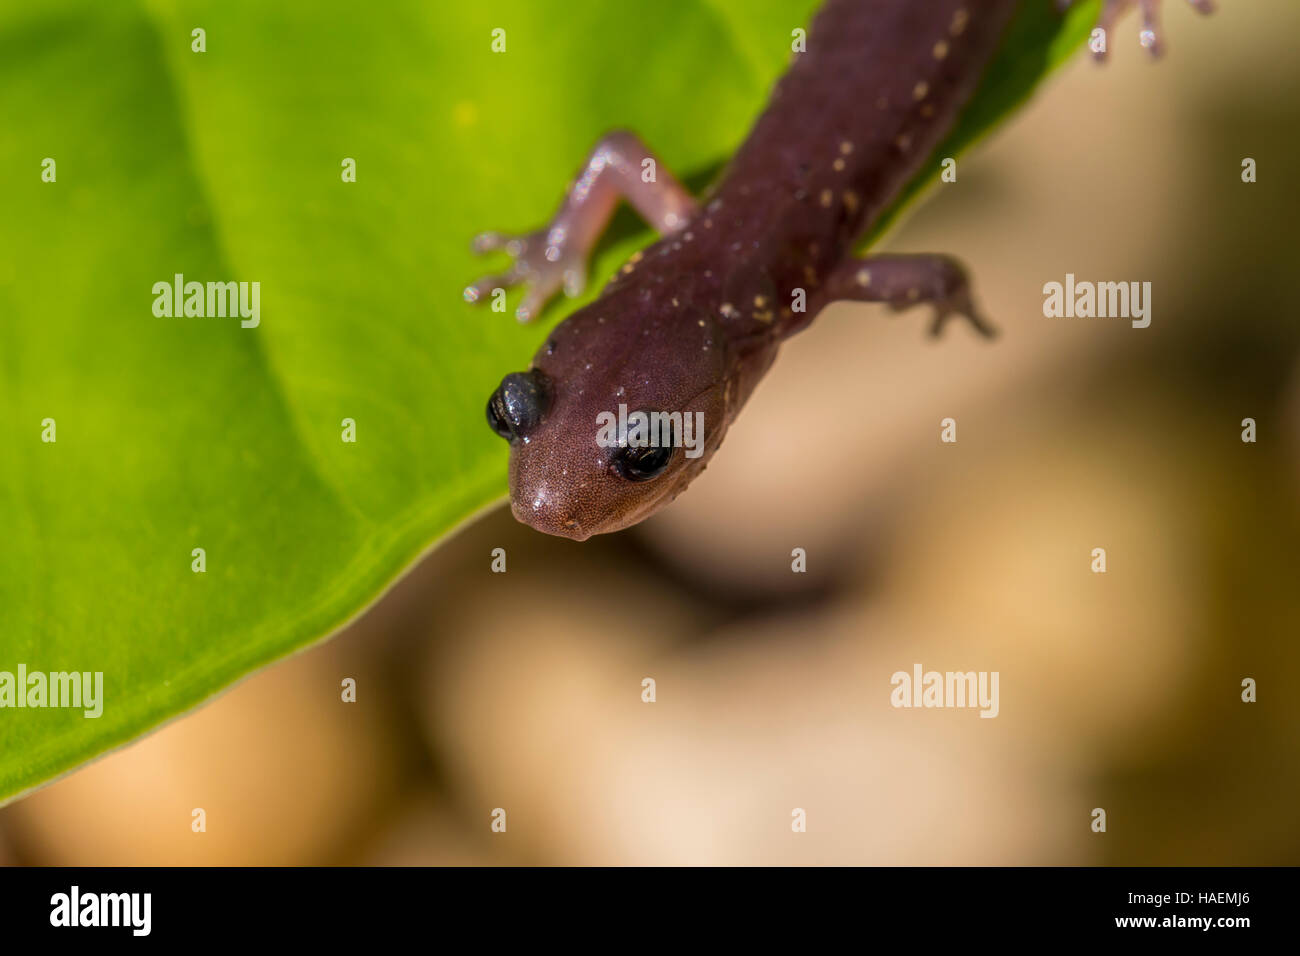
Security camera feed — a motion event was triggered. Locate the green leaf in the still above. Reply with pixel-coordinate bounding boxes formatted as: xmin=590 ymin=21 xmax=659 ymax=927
xmin=0 ymin=0 xmax=1095 ymax=804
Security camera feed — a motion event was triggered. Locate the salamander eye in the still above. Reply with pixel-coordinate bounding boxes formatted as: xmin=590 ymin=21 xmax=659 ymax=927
xmin=610 ymin=442 xmax=674 ymax=481
xmin=486 ymin=369 xmax=552 ymax=441
xmin=486 ymin=393 xmax=513 ymax=440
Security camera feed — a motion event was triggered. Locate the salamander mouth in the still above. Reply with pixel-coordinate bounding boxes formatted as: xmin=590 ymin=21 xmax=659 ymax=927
xmin=509 ymin=497 xmax=594 ymax=541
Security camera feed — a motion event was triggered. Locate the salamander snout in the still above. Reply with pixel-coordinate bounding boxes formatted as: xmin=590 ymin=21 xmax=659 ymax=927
xmin=486 ymin=369 xmax=552 ymax=441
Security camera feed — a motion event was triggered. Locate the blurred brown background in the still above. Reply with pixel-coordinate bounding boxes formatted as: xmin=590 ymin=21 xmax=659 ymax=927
xmin=3 ymin=0 xmax=1297 ymax=865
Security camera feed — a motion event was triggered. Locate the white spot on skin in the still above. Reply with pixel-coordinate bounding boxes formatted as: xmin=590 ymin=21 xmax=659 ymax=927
xmin=895 ymin=134 xmax=913 ymax=152
xmin=840 ymin=141 xmax=853 ymax=155
xmin=843 ymin=190 xmax=859 ymax=214
xmin=720 ymin=303 xmax=737 ymax=318
xmin=832 ymin=157 xmax=846 ymax=172
xmin=913 ymin=81 xmax=929 ymax=100
xmin=933 ymin=40 xmax=949 ymax=60
xmin=950 ymin=8 xmax=969 ymax=37
xmin=856 ymin=268 xmax=872 ymax=287
xmin=819 ymin=189 xmax=833 ymax=208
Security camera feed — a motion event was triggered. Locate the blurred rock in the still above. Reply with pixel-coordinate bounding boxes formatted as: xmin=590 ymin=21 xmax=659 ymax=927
xmin=420 ymin=591 xmax=1078 ymax=864
xmin=6 ymin=635 xmax=402 ymax=865
xmin=416 ymin=546 xmax=702 ymax=863
xmin=873 ymin=401 xmax=1205 ymax=759
xmin=360 ymin=788 xmax=500 ymax=866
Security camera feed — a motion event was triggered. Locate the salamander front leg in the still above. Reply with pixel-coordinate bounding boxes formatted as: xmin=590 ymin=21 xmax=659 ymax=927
xmin=823 ymin=253 xmax=997 ymax=339
xmin=464 ymin=130 xmax=698 ymax=322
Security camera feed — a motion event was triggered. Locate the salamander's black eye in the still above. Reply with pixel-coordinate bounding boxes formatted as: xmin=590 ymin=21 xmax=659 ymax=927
xmin=486 ymin=369 xmax=552 ymax=441
xmin=611 ymin=442 xmax=674 ymax=481
xmin=486 ymin=393 xmax=514 ymax=440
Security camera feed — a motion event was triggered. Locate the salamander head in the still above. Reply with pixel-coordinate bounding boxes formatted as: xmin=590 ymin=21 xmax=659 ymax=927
xmin=485 ymin=304 xmax=731 ymax=540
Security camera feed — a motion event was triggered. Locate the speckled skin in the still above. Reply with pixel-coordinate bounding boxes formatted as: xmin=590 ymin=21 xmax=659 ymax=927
xmin=674 ymin=0 xmax=1017 ymax=338
xmin=495 ymin=0 xmax=1021 ymax=540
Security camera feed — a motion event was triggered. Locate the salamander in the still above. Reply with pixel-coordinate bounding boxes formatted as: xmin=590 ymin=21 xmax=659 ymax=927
xmin=467 ymin=0 xmax=1211 ymax=540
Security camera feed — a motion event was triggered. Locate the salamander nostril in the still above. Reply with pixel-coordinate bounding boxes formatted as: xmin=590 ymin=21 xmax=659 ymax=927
xmin=486 ymin=369 xmax=552 ymax=440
